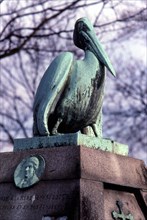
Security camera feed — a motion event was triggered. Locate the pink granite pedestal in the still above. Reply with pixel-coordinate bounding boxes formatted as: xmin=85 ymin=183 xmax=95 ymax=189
xmin=0 ymin=146 xmax=147 ymax=220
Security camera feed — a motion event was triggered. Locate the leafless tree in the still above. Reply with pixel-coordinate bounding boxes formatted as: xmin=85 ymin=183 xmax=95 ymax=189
xmin=103 ymin=58 xmax=147 ymax=156
xmin=0 ymin=0 xmax=146 ymax=161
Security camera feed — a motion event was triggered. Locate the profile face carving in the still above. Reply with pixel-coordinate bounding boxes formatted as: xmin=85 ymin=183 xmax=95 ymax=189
xmin=14 ymin=155 xmax=45 ymax=189
xmin=24 ymin=157 xmax=39 ymax=180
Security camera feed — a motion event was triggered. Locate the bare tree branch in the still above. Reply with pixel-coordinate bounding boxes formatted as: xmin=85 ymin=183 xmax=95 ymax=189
xmin=0 ymin=0 xmax=146 ymax=162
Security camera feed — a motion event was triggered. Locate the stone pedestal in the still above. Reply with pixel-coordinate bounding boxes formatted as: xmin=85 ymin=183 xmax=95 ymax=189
xmin=0 ymin=145 xmax=147 ymax=220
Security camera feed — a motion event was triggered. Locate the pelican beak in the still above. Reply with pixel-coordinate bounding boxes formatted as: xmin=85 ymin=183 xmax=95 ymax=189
xmin=78 ymin=18 xmax=116 ymax=77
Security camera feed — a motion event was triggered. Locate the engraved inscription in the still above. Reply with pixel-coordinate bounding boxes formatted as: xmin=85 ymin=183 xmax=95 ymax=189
xmin=0 ymin=193 xmax=70 ymax=202
xmin=0 ymin=193 xmax=72 ymax=211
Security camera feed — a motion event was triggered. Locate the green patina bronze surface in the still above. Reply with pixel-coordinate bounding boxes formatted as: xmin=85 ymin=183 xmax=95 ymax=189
xmin=14 ymin=133 xmax=128 ymax=156
xmin=14 ymin=155 xmax=45 ymax=189
xmin=33 ymin=17 xmax=115 ymax=138
xmin=20 ymin=17 xmax=128 ymax=156
xmin=112 ymin=201 xmax=134 ymax=220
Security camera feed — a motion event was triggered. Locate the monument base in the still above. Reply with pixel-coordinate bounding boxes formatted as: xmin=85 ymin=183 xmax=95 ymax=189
xmin=0 ymin=145 xmax=146 ymax=220
xmin=14 ymin=133 xmax=128 ymax=156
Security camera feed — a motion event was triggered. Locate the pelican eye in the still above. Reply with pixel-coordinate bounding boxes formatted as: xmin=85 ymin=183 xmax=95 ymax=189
xmin=82 ymin=23 xmax=90 ymax=32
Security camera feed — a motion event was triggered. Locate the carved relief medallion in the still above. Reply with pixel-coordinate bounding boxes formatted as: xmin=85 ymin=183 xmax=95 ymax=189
xmin=14 ymin=155 xmax=45 ymax=188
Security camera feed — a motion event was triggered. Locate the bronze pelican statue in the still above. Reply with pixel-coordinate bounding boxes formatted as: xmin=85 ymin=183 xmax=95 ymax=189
xmin=33 ymin=17 xmax=115 ymax=137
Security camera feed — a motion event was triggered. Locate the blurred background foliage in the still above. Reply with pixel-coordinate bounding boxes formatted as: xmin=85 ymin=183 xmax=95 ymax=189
xmin=0 ymin=0 xmax=146 ymax=162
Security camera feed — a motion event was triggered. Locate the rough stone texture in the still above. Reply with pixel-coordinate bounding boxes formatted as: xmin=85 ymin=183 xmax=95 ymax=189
xmin=1 ymin=146 xmax=146 ymax=189
xmin=140 ymin=189 xmax=147 ymax=207
xmin=80 ymin=146 xmax=147 ymax=189
xmin=104 ymin=188 xmax=146 ymax=220
xmin=80 ymin=179 xmax=104 ymax=220
xmin=0 ymin=146 xmax=80 ymax=183
xmin=0 ymin=180 xmax=79 ymax=220
xmin=0 ymin=145 xmax=147 ymax=220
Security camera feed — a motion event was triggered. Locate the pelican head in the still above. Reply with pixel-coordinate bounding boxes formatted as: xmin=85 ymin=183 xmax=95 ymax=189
xmin=73 ymin=17 xmax=116 ymax=76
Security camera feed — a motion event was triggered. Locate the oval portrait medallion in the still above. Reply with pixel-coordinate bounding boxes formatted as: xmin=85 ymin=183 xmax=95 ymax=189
xmin=14 ymin=155 xmax=45 ymax=189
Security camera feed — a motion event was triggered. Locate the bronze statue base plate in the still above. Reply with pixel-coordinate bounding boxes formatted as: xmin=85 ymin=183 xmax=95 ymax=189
xmin=14 ymin=133 xmax=128 ymax=156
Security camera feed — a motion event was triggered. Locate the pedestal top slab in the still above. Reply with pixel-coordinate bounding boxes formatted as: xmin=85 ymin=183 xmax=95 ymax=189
xmin=0 ymin=146 xmax=146 ymax=190
xmin=14 ymin=133 xmax=128 ymax=156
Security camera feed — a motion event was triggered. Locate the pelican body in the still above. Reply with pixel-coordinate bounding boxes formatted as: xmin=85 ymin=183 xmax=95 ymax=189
xmin=33 ymin=18 xmax=115 ymax=137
